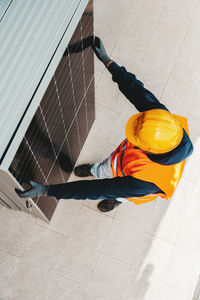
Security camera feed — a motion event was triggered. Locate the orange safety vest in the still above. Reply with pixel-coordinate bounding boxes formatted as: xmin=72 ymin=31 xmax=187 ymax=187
xmin=111 ymin=114 xmax=189 ymax=205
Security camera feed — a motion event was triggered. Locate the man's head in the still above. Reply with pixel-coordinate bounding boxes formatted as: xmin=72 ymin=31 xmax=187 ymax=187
xmin=125 ymin=109 xmax=183 ymax=154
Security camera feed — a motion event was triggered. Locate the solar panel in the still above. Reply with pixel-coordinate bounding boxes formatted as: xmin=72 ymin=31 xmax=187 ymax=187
xmin=9 ymin=1 xmax=95 ymax=220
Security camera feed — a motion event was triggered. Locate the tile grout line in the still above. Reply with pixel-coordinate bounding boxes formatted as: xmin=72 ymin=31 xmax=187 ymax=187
xmin=144 ymin=229 xmax=176 ymax=246
xmin=121 ymin=234 xmax=149 ymax=299
xmin=63 ymin=201 xmax=84 ymax=239
xmin=159 ymin=0 xmax=200 ymax=101
xmin=0 ymin=248 xmax=20 ymax=259
xmin=138 ymin=0 xmax=167 ymax=70
xmin=89 ymin=206 xmax=119 ymax=279
xmin=35 ymin=221 xmax=70 ymax=239
xmin=100 ymin=250 xmax=133 ymax=267
xmin=82 ymin=202 xmax=117 ymax=219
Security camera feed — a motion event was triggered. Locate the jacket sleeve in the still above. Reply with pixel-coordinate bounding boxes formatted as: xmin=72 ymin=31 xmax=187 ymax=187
xmin=108 ymin=62 xmax=168 ymax=112
xmin=47 ymin=175 xmax=163 ymax=200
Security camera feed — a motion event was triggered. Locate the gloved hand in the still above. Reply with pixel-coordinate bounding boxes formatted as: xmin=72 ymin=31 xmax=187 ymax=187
xmin=15 ymin=181 xmax=47 ymax=198
xmin=92 ymin=37 xmax=111 ymax=65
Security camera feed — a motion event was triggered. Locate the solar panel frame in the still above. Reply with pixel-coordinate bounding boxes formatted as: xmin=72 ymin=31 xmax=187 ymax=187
xmin=1 ymin=0 xmax=95 ymax=220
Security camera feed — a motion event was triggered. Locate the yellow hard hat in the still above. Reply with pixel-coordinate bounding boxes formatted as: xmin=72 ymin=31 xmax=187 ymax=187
xmin=125 ymin=109 xmax=183 ymax=154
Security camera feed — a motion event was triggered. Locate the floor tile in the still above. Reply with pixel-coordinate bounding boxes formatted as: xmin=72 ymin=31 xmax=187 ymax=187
xmin=189 ymin=84 xmax=200 ymax=119
xmin=82 ymin=198 xmax=118 ymax=218
xmin=171 ymin=1 xmax=200 ymax=88
xmin=36 ymin=198 xmax=82 ymax=237
xmin=124 ymin=234 xmax=173 ymax=300
xmin=76 ymin=103 xmax=119 ymax=163
xmin=158 ymin=282 xmax=192 ymax=300
xmin=115 ymin=0 xmax=165 ymax=70
xmin=0 ymin=206 xmax=68 ymax=257
xmin=182 ymin=135 xmax=200 ymax=184
xmin=94 ymin=0 xmax=133 ymax=55
xmin=102 ymin=201 xmax=154 ymax=264
xmin=87 ymin=253 xmax=131 ymax=300
xmin=163 ymin=216 xmax=200 ymax=295
xmin=139 ymin=0 xmax=198 ymax=98
xmin=187 ymin=114 xmax=200 ymax=144
xmin=3 ymin=266 xmax=80 ymax=300
xmin=0 ymin=250 xmax=19 ymax=295
xmin=161 ymin=77 xmax=195 ymax=115
xmin=146 ymin=178 xmax=193 ymax=244
xmin=95 ymin=69 xmax=124 ymax=114
xmin=185 ymin=174 xmax=200 ymax=223
xmin=55 ymin=206 xmax=112 ymax=284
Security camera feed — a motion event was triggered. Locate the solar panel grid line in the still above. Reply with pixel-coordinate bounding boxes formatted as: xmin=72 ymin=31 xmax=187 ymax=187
xmin=80 ymin=20 xmax=89 ymax=134
xmin=24 ymin=138 xmax=48 ymax=183
xmin=39 ymin=79 xmax=93 ymax=178
xmin=16 ymin=135 xmax=49 ymax=185
xmin=68 ymin=54 xmax=79 ymax=113
xmin=15 ymin=110 xmax=48 ymax=174
xmin=33 ymin=72 xmax=95 ymax=170
xmin=53 ymin=18 xmax=93 ymax=90
xmin=15 ymin=138 xmax=41 ymax=180
xmin=41 ymin=92 xmax=63 ymax=128
xmin=51 ymin=45 xmax=93 ymax=98
xmin=37 ymin=77 xmax=95 ymax=180
xmin=15 ymin=111 xmax=57 ymax=183
xmin=39 ymin=86 xmax=94 ymax=206
xmin=38 ymin=110 xmax=69 ymax=157
xmin=22 ymin=77 xmax=94 ymax=188
xmin=58 ymin=75 xmax=95 ymax=140
xmin=44 ymin=137 xmax=72 ymax=185
xmin=53 ymin=75 xmax=69 ymax=138
xmin=65 ymin=75 xmax=95 ymax=139
xmin=63 ymin=46 xmax=94 ymax=99
xmin=39 ymin=106 xmax=66 ymax=183
xmin=56 ymin=53 xmax=93 ymax=110
xmin=18 ymin=123 xmax=50 ymax=179
xmin=65 ymin=136 xmax=73 ymax=166
xmin=67 ymin=54 xmax=82 ymax=150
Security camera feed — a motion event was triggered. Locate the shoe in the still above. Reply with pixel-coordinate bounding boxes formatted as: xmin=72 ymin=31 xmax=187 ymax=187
xmin=97 ymin=199 xmax=121 ymax=212
xmin=74 ymin=164 xmax=93 ymax=177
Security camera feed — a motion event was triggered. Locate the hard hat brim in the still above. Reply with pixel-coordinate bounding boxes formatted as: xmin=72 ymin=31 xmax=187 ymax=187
xmin=125 ymin=112 xmax=143 ymax=148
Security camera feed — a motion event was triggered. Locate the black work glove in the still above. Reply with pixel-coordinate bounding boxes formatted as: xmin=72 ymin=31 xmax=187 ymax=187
xmin=15 ymin=181 xmax=47 ymax=198
xmin=92 ymin=37 xmax=111 ymax=65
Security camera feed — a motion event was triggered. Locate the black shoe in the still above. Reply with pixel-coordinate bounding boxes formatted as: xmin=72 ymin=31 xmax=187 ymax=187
xmin=74 ymin=164 xmax=93 ymax=177
xmin=97 ymin=199 xmax=122 ymax=212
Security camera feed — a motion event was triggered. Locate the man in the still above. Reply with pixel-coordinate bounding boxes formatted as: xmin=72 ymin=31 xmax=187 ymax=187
xmin=16 ymin=38 xmax=193 ymax=212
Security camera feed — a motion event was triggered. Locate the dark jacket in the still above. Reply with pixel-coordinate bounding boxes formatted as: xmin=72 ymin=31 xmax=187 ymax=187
xmin=48 ymin=62 xmax=193 ymax=200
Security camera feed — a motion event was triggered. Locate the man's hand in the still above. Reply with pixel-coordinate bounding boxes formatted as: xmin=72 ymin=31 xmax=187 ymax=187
xmin=15 ymin=181 xmax=47 ymax=198
xmin=92 ymin=37 xmax=111 ymax=66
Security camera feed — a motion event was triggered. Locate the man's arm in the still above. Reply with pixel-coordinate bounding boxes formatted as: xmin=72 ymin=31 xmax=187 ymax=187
xmin=16 ymin=176 xmax=163 ymax=200
xmin=107 ymin=62 xmax=168 ymax=112
xmin=92 ymin=37 xmax=168 ymax=112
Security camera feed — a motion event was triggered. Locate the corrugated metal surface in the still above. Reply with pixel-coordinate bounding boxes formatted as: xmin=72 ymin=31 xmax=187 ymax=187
xmin=0 ymin=0 xmax=13 ymax=20
xmin=0 ymin=0 xmax=82 ymax=161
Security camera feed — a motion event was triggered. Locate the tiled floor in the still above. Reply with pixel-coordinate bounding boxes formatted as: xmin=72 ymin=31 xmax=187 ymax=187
xmin=1 ymin=0 xmax=200 ymax=299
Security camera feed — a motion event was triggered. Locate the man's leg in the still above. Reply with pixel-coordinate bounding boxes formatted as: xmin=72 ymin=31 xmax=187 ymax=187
xmin=74 ymin=155 xmax=122 ymax=212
